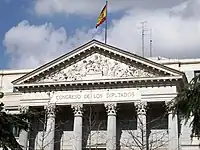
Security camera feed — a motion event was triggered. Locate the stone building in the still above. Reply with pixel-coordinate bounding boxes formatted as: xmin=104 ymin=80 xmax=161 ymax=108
xmin=0 ymin=40 xmax=200 ymax=150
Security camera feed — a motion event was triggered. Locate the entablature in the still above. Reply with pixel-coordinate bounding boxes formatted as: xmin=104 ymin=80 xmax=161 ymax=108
xmin=14 ymin=75 xmax=183 ymax=93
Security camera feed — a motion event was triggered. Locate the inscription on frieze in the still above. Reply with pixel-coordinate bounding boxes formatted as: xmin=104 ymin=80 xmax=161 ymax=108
xmin=51 ymin=88 xmax=141 ymax=103
xmin=38 ymin=53 xmax=155 ymax=82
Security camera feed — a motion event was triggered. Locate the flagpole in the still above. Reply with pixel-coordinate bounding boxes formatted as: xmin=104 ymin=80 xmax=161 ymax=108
xmin=105 ymin=0 xmax=108 ymax=44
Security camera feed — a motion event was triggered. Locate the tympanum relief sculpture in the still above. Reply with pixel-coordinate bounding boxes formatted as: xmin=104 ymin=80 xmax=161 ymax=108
xmin=38 ymin=53 xmax=155 ymax=82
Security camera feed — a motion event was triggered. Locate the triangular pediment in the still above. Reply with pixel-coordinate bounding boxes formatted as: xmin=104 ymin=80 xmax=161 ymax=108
xmin=12 ymin=40 xmax=186 ymax=86
xmin=37 ymin=53 xmax=156 ymax=83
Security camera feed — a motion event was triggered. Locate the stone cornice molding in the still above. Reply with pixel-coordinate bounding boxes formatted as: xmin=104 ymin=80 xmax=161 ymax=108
xmin=14 ymin=75 xmax=183 ymax=92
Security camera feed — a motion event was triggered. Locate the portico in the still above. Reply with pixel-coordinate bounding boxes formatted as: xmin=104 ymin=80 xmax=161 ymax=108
xmin=18 ymin=99 xmax=176 ymax=150
xmin=11 ymin=40 xmax=186 ymax=150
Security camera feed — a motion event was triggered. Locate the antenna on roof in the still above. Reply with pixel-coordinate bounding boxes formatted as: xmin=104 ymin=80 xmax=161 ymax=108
xmin=150 ymin=28 xmax=153 ymax=57
xmin=140 ymin=21 xmax=148 ymax=57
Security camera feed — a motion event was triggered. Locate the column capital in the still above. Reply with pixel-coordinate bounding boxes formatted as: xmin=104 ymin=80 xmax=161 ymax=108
xmin=104 ymin=103 xmax=117 ymax=116
xmin=165 ymin=101 xmax=173 ymax=114
xmin=72 ymin=104 xmax=83 ymax=117
xmin=19 ymin=105 xmax=29 ymax=114
xmin=135 ymin=102 xmax=147 ymax=115
xmin=45 ymin=103 xmax=56 ymax=117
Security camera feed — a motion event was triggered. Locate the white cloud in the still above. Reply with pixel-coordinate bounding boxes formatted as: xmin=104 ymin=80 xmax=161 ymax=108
xmin=3 ymin=20 xmax=101 ymax=68
xmin=34 ymin=0 xmax=186 ymax=16
xmin=3 ymin=0 xmax=200 ymax=69
xmin=107 ymin=8 xmax=200 ymax=58
xmin=34 ymin=0 xmax=132 ymax=16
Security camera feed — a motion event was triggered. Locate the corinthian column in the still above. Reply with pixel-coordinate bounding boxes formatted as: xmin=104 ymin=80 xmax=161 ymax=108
xmin=105 ymin=103 xmax=117 ymax=150
xmin=72 ymin=104 xmax=83 ymax=150
xmin=44 ymin=103 xmax=56 ymax=150
xmin=19 ymin=106 xmax=29 ymax=150
xmin=135 ymin=102 xmax=147 ymax=150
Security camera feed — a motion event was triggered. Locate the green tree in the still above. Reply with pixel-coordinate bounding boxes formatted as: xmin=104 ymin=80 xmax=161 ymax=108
xmin=0 ymin=102 xmax=42 ymax=150
xmin=168 ymin=75 xmax=200 ymax=138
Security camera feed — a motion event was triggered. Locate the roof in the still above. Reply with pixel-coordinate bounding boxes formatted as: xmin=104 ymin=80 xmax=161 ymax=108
xmin=12 ymin=39 xmax=187 ymax=87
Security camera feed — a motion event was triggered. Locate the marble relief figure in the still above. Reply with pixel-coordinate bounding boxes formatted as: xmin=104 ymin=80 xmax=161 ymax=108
xmin=38 ymin=53 xmax=155 ymax=82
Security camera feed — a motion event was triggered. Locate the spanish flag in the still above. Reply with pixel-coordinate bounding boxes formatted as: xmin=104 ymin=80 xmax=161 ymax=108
xmin=96 ymin=3 xmax=107 ymax=28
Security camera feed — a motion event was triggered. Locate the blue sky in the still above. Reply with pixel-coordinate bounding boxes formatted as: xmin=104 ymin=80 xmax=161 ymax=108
xmin=0 ymin=0 xmax=123 ymax=69
xmin=0 ymin=0 xmax=26 ymax=68
xmin=1 ymin=0 xmax=200 ymax=69
xmin=0 ymin=0 xmax=32 ymax=69
xmin=0 ymin=0 xmax=93 ymax=68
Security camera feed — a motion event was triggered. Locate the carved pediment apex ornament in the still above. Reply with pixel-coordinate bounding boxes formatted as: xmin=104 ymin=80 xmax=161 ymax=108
xmin=37 ymin=53 xmax=156 ymax=83
xmin=19 ymin=105 xmax=29 ymax=114
xmin=45 ymin=103 xmax=56 ymax=117
xmin=72 ymin=104 xmax=83 ymax=117
xmin=104 ymin=103 xmax=117 ymax=116
xmin=135 ymin=102 xmax=147 ymax=115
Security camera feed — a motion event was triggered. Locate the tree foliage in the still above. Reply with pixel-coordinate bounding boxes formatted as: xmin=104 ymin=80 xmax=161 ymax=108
xmin=168 ymin=75 xmax=200 ymax=138
xmin=0 ymin=103 xmax=43 ymax=150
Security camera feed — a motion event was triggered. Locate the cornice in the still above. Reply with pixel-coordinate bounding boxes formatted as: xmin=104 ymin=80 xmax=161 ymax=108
xmin=13 ymin=75 xmax=183 ymax=93
xmin=0 ymin=69 xmax=32 ymax=75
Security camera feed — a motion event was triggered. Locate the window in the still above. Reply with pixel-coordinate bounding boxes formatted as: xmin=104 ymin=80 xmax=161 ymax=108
xmin=147 ymin=102 xmax=168 ymax=130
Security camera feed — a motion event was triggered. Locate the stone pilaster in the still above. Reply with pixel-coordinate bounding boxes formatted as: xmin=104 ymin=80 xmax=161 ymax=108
xmin=44 ymin=103 xmax=56 ymax=150
xmin=165 ymin=101 xmax=179 ymax=150
xmin=72 ymin=104 xmax=83 ymax=150
xmin=135 ymin=102 xmax=147 ymax=150
xmin=105 ymin=103 xmax=117 ymax=150
xmin=19 ymin=106 xmax=29 ymax=150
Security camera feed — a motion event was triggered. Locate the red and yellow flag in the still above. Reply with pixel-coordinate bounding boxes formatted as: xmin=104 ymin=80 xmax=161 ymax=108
xmin=96 ymin=3 xmax=107 ymax=28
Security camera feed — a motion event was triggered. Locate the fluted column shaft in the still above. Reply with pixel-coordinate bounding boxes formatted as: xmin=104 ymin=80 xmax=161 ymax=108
xmin=19 ymin=106 xmax=29 ymax=150
xmin=72 ymin=104 xmax=83 ymax=150
xmin=135 ymin=102 xmax=147 ymax=150
xmin=105 ymin=103 xmax=117 ymax=150
xmin=44 ymin=103 xmax=56 ymax=150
